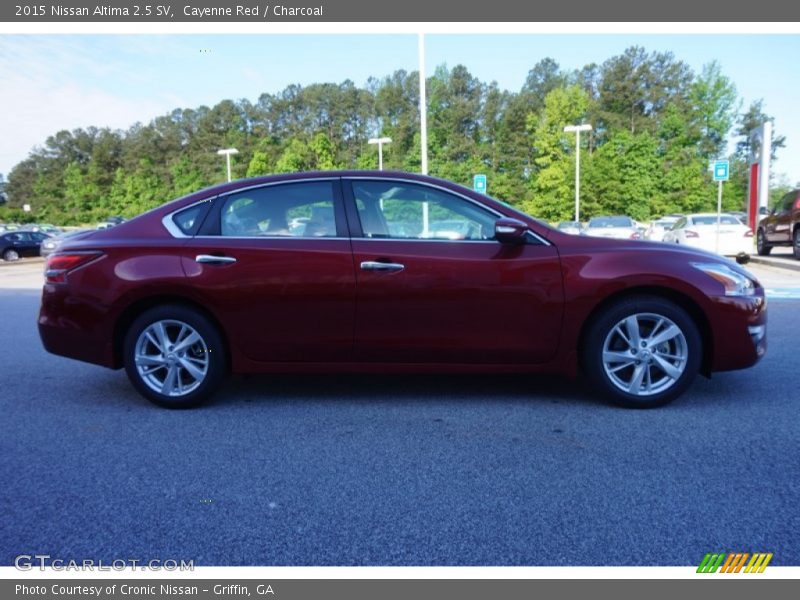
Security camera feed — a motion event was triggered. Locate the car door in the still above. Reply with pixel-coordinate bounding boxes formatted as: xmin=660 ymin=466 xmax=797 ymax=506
xmin=8 ymin=232 xmax=37 ymax=257
xmin=179 ymin=178 xmax=357 ymax=363
xmin=30 ymin=232 xmax=49 ymax=255
xmin=766 ymin=193 xmax=794 ymax=243
xmin=344 ymin=178 xmax=564 ymax=365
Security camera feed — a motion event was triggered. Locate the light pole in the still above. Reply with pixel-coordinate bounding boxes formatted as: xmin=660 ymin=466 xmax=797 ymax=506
xmin=368 ymin=137 xmax=392 ymax=170
xmin=217 ymin=148 xmax=239 ymax=182
xmin=418 ymin=33 xmax=428 ymax=176
xmin=563 ymin=124 xmax=592 ymax=223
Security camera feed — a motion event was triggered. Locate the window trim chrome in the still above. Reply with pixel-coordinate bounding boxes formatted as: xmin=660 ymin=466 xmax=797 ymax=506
xmin=161 ymin=175 xmax=551 ymax=246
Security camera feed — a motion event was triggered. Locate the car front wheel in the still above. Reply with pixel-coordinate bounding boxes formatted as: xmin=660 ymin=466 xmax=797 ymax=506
xmin=794 ymin=228 xmax=800 ymax=260
xmin=756 ymin=229 xmax=772 ymax=256
xmin=582 ymin=296 xmax=702 ymax=408
xmin=123 ymin=305 xmax=227 ymax=408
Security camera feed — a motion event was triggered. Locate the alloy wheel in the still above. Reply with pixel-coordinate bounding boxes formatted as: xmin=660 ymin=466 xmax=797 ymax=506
xmin=601 ymin=312 xmax=688 ymax=397
xmin=134 ymin=319 xmax=210 ymax=397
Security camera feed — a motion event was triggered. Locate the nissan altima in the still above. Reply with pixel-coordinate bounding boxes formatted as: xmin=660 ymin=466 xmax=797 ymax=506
xmin=38 ymin=172 xmax=767 ymax=408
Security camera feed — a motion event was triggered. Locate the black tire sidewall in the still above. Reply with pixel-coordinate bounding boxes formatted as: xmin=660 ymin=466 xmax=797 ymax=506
xmin=4 ymin=249 xmax=19 ymax=261
xmin=794 ymin=229 xmax=800 ymax=259
xmin=123 ymin=305 xmax=226 ymax=408
xmin=582 ymin=296 xmax=702 ymax=408
xmin=756 ymin=229 xmax=771 ymax=256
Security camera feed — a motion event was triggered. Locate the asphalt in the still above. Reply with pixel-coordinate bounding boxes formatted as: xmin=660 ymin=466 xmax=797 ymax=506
xmin=0 ymin=289 xmax=798 ymax=567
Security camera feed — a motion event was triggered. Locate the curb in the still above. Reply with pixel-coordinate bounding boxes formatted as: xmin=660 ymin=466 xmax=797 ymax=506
xmin=748 ymin=255 xmax=800 ymax=273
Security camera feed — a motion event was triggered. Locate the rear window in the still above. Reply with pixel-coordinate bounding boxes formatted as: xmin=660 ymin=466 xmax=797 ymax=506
xmin=588 ymin=216 xmax=633 ymax=228
xmin=691 ymin=215 xmax=740 ymax=226
xmin=172 ymin=203 xmax=209 ymax=235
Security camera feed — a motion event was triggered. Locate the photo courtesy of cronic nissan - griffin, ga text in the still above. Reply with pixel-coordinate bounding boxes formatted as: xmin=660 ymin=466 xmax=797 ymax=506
xmin=38 ymin=172 xmax=767 ymax=409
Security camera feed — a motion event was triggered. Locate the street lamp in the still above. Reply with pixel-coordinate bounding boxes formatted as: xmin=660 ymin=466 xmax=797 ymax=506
xmin=368 ymin=137 xmax=392 ymax=170
xmin=563 ymin=124 xmax=592 ymax=223
xmin=217 ymin=148 xmax=239 ymax=182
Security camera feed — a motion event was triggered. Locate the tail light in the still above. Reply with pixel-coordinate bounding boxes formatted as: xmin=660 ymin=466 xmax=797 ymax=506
xmin=744 ymin=229 xmax=754 ymax=237
xmin=630 ymin=231 xmax=641 ymax=239
xmin=794 ymin=198 xmax=800 ymax=210
xmin=45 ymin=252 xmax=103 ymax=284
xmin=685 ymin=230 xmax=699 ymax=238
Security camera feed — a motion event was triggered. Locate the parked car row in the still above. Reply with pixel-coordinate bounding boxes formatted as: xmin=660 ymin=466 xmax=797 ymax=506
xmin=1 ymin=218 xmax=127 ymax=261
xmin=556 ymin=216 xmax=643 ymax=239
xmin=557 ymin=210 xmax=765 ymax=261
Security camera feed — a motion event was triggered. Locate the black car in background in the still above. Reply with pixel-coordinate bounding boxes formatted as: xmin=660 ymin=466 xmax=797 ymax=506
xmin=39 ymin=228 xmax=94 ymax=258
xmin=1 ymin=231 xmax=50 ymax=261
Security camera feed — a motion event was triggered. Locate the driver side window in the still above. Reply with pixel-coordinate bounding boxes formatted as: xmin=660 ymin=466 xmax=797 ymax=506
xmin=351 ymin=181 xmax=497 ymax=241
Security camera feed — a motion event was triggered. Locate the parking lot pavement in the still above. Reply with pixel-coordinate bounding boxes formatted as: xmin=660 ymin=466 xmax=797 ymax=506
xmin=0 ymin=257 xmax=45 ymax=289
xmin=0 ymin=287 xmax=798 ymax=566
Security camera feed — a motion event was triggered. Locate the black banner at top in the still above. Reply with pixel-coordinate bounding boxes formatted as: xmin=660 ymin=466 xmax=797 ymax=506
xmin=3 ymin=0 xmax=800 ymax=22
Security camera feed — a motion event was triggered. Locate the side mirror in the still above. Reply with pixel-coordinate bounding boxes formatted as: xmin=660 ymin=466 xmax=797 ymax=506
xmin=494 ymin=218 xmax=529 ymax=244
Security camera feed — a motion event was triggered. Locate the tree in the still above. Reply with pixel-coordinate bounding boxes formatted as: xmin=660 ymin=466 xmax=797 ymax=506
xmin=524 ymin=86 xmax=589 ymax=221
xmin=275 ymin=139 xmax=313 ymax=173
xmin=245 ymin=151 xmax=271 ymax=178
xmin=584 ymin=131 xmax=662 ymax=221
xmin=689 ymin=62 xmax=738 ymax=160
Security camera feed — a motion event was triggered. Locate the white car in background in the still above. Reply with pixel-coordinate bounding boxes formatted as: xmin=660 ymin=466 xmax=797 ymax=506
xmin=662 ymin=213 xmax=753 ymax=257
xmin=645 ymin=216 xmax=680 ymax=242
xmin=583 ymin=216 xmax=641 ymax=240
xmin=556 ymin=221 xmax=583 ymax=235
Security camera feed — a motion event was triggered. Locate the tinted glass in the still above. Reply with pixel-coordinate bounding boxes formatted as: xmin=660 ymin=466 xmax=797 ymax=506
xmin=588 ymin=216 xmax=633 ymax=228
xmin=172 ymin=203 xmax=207 ymax=235
xmin=220 ymin=181 xmax=337 ymax=238
xmin=352 ymin=181 xmax=496 ymax=241
xmin=690 ymin=215 xmax=740 ymax=226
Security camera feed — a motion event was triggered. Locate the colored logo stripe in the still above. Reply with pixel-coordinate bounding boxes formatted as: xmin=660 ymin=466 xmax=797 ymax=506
xmin=698 ymin=552 xmax=772 ymax=573
xmin=697 ymin=553 xmax=725 ymax=573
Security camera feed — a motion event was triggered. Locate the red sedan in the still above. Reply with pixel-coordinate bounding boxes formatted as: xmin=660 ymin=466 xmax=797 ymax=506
xmin=39 ymin=172 xmax=767 ymax=408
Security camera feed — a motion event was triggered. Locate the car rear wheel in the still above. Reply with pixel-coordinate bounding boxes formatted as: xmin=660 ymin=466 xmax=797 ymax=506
xmin=756 ymin=229 xmax=772 ymax=256
xmin=794 ymin=228 xmax=800 ymax=260
xmin=123 ymin=305 xmax=227 ymax=408
xmin=3 ymin=249 xmax=19 ymax=261
xmin=582 ymin=296 xmax=702 ymax=408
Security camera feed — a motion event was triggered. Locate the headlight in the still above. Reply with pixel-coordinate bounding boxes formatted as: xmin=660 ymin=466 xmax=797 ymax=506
xmin=692 ymin=262 xmax=756 ymax=296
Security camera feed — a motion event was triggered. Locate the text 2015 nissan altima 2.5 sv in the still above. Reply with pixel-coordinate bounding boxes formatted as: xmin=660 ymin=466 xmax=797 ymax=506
xmin=38 ymin=172 xmax=767 ymax=409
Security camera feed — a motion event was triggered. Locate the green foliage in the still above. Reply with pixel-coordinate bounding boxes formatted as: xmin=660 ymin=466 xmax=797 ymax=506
xmin=583 ymin=130 xmax=661 ymax=221
xmin=0 ymin=47 xmax=786 ymax=226
xmin=245 ymin=151 xmax=271 ymax=178
xmin=524 ymin=86 xmax=589 ymax=221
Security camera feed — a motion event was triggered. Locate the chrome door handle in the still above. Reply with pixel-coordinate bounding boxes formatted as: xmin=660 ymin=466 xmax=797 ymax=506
xmin=195 ymin=254 xmax=237 ymax=265
xmin=360 ymin=261 xmax=404 ymax=272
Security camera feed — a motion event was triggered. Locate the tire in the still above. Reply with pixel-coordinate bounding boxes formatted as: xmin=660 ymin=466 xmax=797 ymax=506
xmin=756 ymin=229 xmax=772 ymax=256
xmin=3 ymin=249 xmax=19 ymax=262
xmin=581 ymin=296 xmax=702 ymax=408
xmin=123 ymin=305 xmax=227 ymax=408
xmin=794 ymin=228 xmax=800 ymax=260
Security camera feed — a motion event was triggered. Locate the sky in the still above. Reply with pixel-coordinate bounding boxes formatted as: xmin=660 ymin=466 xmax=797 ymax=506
xmin=1 ymin=33 xmax=799 ymax=183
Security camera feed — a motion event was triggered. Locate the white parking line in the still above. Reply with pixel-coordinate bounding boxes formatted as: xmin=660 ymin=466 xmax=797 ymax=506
xmin=764 ymin=288 xmax=800 ymax=300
